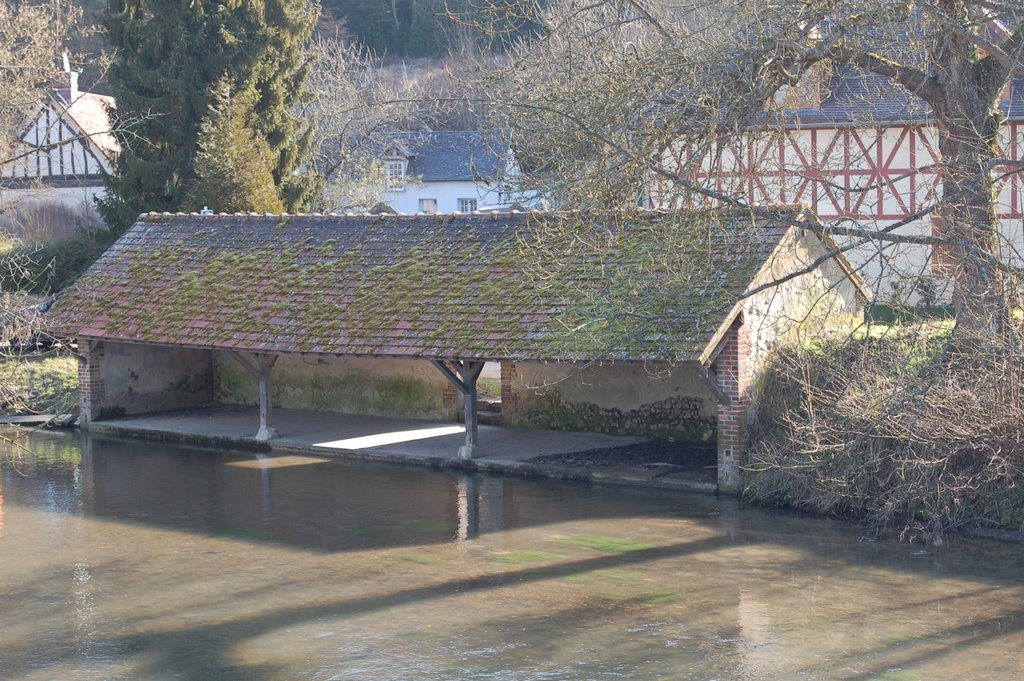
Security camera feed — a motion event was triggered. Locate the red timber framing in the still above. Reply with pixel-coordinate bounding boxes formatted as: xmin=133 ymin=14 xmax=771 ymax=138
xmin=653 ymin=122 xmax=1024 ymax=222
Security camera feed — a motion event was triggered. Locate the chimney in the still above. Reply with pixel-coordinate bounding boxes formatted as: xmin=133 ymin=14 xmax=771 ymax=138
xmin=55 ymin=52 xmax=79 ymax=104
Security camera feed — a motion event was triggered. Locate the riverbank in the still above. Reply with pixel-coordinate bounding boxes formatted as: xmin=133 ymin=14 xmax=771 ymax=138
xmin=744 ymin=320 xmax=1024 ymax=541
xmin=0 ymin=353 xmax=77 ymax=416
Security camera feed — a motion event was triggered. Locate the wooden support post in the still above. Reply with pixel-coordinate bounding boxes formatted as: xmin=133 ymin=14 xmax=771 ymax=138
xmin=462 ymin=360 xmax=485 ymax=449
xmin=430 ymin=358 xmax=486 ymax=459
xmin=230 ymin=351 xmax=279 ymax=441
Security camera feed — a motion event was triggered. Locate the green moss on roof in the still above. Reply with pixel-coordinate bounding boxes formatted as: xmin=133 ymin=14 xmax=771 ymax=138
xmin=52 ymin=210 xmax=800 ymax=361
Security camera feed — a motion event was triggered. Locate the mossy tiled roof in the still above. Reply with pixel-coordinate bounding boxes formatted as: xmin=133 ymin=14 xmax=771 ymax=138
xmin=53 ymin=209 xmax=801 ymax=361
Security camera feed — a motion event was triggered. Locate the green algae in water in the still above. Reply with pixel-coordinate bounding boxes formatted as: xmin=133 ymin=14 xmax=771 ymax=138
xmin=595 ymin=588 xmax=679 ymax=604
xmin=398 ymin=555 xmax=438 ymax=565
xmin=550 ymin=535 xmax=656 ymax=553
xmin=862 ymin=672 xmax=920 ymax=681
xmin=488 ymin=550 xmax=565 ymax=564
xmin=636 ymin=589 xmax=680 ymax=604
xmin=564 ymin=569 xmax=649 ymax=586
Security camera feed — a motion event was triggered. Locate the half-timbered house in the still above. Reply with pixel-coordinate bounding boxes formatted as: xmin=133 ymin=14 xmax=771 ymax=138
xmin=0 ymin=66 xmax=118 ymax=235
xmin=651 ymin=63 xmax=1024 ymax=301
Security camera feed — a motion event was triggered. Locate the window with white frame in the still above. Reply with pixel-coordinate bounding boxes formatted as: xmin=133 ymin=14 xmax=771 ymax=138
xmin=457 ymin=198 xmax=477 ymax=212
xmin=418 ymin=198 xmax=437 ymax=213
xmin=385 ymin=160 xmax=406 ymax=190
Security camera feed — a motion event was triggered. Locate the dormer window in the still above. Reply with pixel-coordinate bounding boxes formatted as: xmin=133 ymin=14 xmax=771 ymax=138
xmin=385 ymin=160 xmax=406 ymax=190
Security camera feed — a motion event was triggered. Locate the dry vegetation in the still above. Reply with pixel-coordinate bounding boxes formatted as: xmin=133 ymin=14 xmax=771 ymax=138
xmin=747 ymin=312 xmax=1024 ymax=540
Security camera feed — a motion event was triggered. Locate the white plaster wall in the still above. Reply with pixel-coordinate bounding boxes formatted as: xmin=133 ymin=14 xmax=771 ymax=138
xmin=384 ymin=180 xmax=503 ymax=214
xmin=218 ymin=353 xmax=453 ymax=420
xmin=99 ymin=342 xmax=214 ymax=416
xmin=0 ymin=184 xmax=107 ymax=230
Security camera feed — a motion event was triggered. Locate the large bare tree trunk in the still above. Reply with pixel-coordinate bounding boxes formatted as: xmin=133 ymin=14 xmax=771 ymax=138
xmin=929 ymin=1 xmax=1008 ymax=337
xmin=938 ymin=116 xmax=1004 ymax=336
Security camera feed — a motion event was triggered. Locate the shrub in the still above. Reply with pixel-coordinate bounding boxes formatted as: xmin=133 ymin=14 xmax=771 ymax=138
xmin=745 ymin=320 xmax=1024 ymax=541
xmin=0 ymin=226 xmax=122 ymax=294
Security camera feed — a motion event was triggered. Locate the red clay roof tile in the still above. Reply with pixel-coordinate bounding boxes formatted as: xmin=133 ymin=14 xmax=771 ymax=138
xmin=52 ymin=210 xmax=802 ymax=361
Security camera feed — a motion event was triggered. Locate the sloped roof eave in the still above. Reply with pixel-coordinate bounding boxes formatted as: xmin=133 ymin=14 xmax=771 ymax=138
xmin=60 ymin=92 xmax=119 ymax=163
xmin=697 ymin=216 xmax=872 ymax=366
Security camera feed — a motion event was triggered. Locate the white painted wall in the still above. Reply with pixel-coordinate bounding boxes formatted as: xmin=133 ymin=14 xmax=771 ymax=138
xmin=0 ymin=184 xmax=105 ymax=213
xmin=384 ymin=180 xmax=503 ymax=214
xmin=743 ymin=229 xmax=864 ymax=373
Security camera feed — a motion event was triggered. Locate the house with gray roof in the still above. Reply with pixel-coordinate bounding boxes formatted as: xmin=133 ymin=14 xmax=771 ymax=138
xmin=377 ymin=130 xmax=534 ymax=214
xmin=53 ymin=207 xmax=867 ymax=492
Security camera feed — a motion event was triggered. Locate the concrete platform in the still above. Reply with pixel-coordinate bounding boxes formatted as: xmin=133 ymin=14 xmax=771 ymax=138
xmin=84 ymin=404 xmax=717 ymax=492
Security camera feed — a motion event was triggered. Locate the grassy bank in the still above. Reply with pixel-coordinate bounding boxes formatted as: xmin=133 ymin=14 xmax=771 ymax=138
xmin=0 ymin=355 xmax=78 ymax=415
xmin=744 ymin=319 xmax=1024 ymax=540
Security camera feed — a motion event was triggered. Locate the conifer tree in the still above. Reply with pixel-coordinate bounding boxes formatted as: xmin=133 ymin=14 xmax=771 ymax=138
xmin=247 ymin=0 xmax=322 ymax=211
xmin=98 ymin=0 xmax=319 ymax=229
xmin=187 ymin=81 xmax=284 ymax=214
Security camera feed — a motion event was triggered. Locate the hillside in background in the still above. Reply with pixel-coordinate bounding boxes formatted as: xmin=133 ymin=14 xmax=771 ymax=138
xmin=322 ymin=0 xmax=546 ymax=58
xmin=65 ymin=0 xmax=542 ymax=85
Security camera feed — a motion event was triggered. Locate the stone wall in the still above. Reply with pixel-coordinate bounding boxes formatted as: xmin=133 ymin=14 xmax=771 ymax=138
xmin=217 ymin=353 xmax=454 ymax=421
xmin=83 ymin=341 xmax=215 ymax=420
xmin=743 ymin=229 xmax=865 ymax=375
xmin=502 ymin=360 xmax=717 ymax=443
xmin=711 ymin=230 xmax=864 ymax=492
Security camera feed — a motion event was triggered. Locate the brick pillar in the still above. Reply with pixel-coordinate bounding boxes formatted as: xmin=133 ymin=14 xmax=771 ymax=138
xmin=499 ymin=361 xmax=519 ymax=423
xmin=712 ymin=319 xmax=752 ymax=494
xmin=78 ymin=339 xmax=105 ymax=423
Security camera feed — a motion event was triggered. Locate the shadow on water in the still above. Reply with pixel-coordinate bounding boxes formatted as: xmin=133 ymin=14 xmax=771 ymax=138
xmin=4 ymin=430 xmax=729 ymax=553
xmin=1 ymin=534 xmax=736 ymax=679
xmin=3 ymin=430 xmax=1023 ymax=577
xmin=4 ymin=430 xmax=1024 ymax=679
xmin=4 ymin=527 xmax=1023 ymax=681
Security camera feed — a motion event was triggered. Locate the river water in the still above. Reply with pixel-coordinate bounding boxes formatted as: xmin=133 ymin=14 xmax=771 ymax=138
xmin=1 ymin=430 xmax=1022 ymax=680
